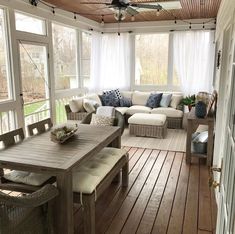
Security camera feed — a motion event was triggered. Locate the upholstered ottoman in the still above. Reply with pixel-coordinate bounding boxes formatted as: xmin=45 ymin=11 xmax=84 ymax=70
xmin=128 ymin=113 xmax=167 ymax=138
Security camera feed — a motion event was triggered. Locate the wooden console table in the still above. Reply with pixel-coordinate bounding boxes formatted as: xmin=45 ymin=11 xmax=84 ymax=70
xmin=186 ymin=108 xmax=214 ymax=166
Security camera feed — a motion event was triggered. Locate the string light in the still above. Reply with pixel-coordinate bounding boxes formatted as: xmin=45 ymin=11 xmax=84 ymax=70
xmin=52 ymin=7 xmax=55 ymax=15
xmin=203 ymin=22 xmax=205 ymax=29
xmin=174 ymin=17 xmax=177 ymax=24
xmin=101 ymin=15 xmax=104 ymax=26
xmin=156 ymin=9 xmax=160 ymax=16
xmin=131 ymin=15 xmax=135 ymax=22
xmin=74 ymin=12 xmax=77 ymax=20
xmin=189 ymin=22 xmax=192 ymax=29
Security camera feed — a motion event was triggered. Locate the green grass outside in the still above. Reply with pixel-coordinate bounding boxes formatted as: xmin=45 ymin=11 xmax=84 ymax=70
xmin=23 ymin=101 xmax=66 ymax=124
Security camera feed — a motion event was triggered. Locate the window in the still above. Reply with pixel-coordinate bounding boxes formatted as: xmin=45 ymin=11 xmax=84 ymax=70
xmin=15 ymin=12 xmax=46 ymax=35
xmin=81 ymin=32 xmax=91 ymax=88
xmin=0 ymin=9 xmax=12 ymax=102
xmin=135 ymin=34 xmax=169 ymax=86
xmin=52 ymin=23 xmax=78 ymax=90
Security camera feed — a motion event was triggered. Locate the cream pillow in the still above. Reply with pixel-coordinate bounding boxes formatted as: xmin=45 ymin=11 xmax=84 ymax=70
xmin=132 ymin=91 xmax=151 ymax=105
xmin=83 ymin=99 xmax=97 ymax=113
xmin=86 ymin=94 xmax=102 ymax=106
xmin=69 ymin=98 xmax=84 ymax=112
xmin=90 ymin=114 xmax=114 ymax=126
xmin=170 ymin=95 xmax=183 ymax=109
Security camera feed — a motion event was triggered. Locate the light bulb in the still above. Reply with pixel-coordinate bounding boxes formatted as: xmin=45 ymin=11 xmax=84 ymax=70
xmin=131 ymin=15 xmax=135 ymax=22
xmin=156 ymin=9 xmax=160 ymax=16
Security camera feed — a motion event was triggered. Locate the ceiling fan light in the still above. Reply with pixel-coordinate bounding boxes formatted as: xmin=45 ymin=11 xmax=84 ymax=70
xmin=114 ymin=8 xmax=127 ymax=21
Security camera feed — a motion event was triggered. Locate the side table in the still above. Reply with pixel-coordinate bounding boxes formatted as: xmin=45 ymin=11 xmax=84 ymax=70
xmin=186 ymin=108 xmax=214 ymax=166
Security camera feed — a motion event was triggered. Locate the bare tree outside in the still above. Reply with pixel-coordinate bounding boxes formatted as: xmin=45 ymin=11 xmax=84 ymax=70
xmin=52 ymin=23 xmax=78 ymax=90
xmin=135 ymin=34 xmax=169 ymax=85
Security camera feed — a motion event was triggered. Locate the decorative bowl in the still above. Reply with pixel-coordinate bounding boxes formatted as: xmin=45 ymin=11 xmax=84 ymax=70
xmin=50 ymin=124 xmax=78 ymax=144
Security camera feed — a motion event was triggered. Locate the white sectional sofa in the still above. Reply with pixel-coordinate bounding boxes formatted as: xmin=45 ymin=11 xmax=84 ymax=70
xmin=65 ymin=91 xmax=184 ymax=129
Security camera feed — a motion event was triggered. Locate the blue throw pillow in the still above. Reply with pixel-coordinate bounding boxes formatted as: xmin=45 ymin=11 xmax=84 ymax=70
xmin=101 ymin=92 xmax=120 ymax=107
xmin=160 ymin=94 xmax=172 ymax=107
xmin=119 ymin=97 xmax=132 ymax=107
xmin=146 ymin=93 xmax=163 ymax=108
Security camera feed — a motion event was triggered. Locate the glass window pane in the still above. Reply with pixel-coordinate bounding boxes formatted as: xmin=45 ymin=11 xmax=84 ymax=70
xmin=19 ymin=43 xmax=48 ymax=103
xmin=52 ymin=23 xmax=78 ymax=90
xmin=0 ymin=110 xmax=16 ymax=135
xmin=0 ymin=9 xmax=11 ymax=102
xmin=135 ymin=34 xmax=169 ymax=85
xmin=15 ymin=12 xmax=46 ymax=35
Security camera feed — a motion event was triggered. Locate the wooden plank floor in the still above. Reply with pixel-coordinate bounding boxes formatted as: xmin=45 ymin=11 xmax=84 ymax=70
xmin=1 ymin=147 xmax=217 ymax=234
xmin=74 ymin=147 xmax=217 ymax=234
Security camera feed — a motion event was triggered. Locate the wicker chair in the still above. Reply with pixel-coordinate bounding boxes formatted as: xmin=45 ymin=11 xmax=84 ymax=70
xmin=81 ymin=109 xmax=125 ymax=135
xmin=0 ymin=184 xmax=58 ymax=234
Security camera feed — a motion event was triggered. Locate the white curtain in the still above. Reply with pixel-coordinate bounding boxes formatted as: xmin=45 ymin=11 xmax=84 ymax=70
xmin=89 ymin=32 xmax=131 ymax=92
xmin=173 ymin=31 xmax=215 ymax=95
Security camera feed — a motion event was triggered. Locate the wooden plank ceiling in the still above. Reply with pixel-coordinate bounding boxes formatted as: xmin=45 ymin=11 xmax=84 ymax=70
xmin=43 ymin=0 xmax=222 ymax=23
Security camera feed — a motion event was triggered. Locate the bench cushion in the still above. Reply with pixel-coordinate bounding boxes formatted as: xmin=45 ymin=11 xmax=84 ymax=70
xmin=4 ymin=171 xmax=51 ymax=186
xmin=115 ymin=107 xmax=129 ymax=115
xmin=151 ymin=107 xmax=183 ymax=118
xmin=126 ymin=105 xmax=152 ymax=115
xmin=73 ymin=148 xmax=127 ymax=194
xmin=128 ymin=113 xmax=166 ymax=126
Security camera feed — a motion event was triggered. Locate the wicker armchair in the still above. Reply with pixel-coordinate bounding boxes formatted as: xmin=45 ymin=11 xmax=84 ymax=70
xmin=0 ymin=184 xmax=58 ymax=234
xmin=81 ymin=109 xmax=125 ymax=135
xmin=64 ymin=104 xmax=89 ymax=121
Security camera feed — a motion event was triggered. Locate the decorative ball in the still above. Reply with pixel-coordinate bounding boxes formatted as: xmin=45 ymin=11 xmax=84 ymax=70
xmin=195 ymin=101 xmax=207 ymax=118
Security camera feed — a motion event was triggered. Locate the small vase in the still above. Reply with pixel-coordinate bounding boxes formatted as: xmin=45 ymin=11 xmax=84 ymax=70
xmin=195 ymin=101 xmax=207 ymax=118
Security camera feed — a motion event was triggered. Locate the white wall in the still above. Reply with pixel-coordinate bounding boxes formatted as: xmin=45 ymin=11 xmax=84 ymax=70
xmin=213 ymin=0 xmax=235 ymax=202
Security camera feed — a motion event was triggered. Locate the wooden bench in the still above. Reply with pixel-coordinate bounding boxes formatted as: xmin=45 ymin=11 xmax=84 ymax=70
xmin=72 ymin=147 xmax=129 ymax=234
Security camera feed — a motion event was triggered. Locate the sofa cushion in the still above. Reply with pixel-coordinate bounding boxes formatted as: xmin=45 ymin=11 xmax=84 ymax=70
xmin=128 ymin=113 xmax=166 ymax=126
xmin=121 ymin=91 xmax=133 ymax=100
xmin=96 ymin=106 xmax=115 ymax=117
xmin=170 ymin=95 xmax=183 ymax=109
xmin=160 ymin=94 xmax=172 ymax=107
xmin=69 ymin=98 xmax=84 ymax=112
xmin=151 ymin=107 xmax=183 ymax=118
xmin=126 ymin=105 xmax=152 ymax=115
xmin=101 ymin=92 xmax=120 ymax=107
xmin=120 ymin=97 xmax=132 ymax=107
xmin=146 ymin=93 xmax=163 ymax=108
xmin=86 ymin=94 xmax=102 ymax=106
xmin=132 ymin=92 xmax=151 ymax=106
xmin=115 ymin=107 xmax=129 ymax=115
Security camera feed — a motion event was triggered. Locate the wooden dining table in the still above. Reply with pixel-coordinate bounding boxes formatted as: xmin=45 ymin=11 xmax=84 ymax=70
xmin=0 ymin=124 xmax=122 ymax=234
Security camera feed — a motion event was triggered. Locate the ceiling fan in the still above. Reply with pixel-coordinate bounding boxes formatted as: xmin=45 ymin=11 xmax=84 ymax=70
xmin=80 ymin=0 xmax=182 ymax=21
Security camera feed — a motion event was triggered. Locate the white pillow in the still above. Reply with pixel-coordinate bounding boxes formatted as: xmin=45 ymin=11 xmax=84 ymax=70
xmin=86 ymin=94 xmax=102 ymax=106
xmin=132 ymin=91 xmax=151 ymax=105
xmin=83 ymin=99 xmax=98 ymax=113
xmin=170 ymin=95 xmax=183 ymax=109
xmin=69 ymin=98 xmax=83 ymax=112
xmin=90 ymin=114 xmax=114 ymax=126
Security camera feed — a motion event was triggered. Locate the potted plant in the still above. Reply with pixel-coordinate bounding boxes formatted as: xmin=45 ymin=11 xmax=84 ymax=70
xmin=181 ymin=95 xmax=196 ymax=111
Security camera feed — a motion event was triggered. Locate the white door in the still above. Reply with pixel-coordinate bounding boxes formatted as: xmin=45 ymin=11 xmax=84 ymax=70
xmin=216 ymin=25 xmax=235 ymax=234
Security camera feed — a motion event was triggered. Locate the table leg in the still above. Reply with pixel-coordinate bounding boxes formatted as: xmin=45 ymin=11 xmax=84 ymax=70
xmin=55 ymin=171 xmax=74 ymax=234
xmin=111 ymin=134 xmax=121 ymax=182
xmin=110 ymin=135 xmax=121 ymax=149
xmin=186 ymin=119 xmax=193 ymax=164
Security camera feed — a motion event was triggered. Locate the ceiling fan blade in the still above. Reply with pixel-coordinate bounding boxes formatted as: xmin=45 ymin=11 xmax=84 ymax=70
xmin=131 ymin=1 xmax=182 ymax=10
xmin=131 ymin=3 xmax=162 ymax=10
xmin=79 ymin=2 xmax=112 ymax=5
xmin=126 ymin=6 xmax=139 ymax=15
